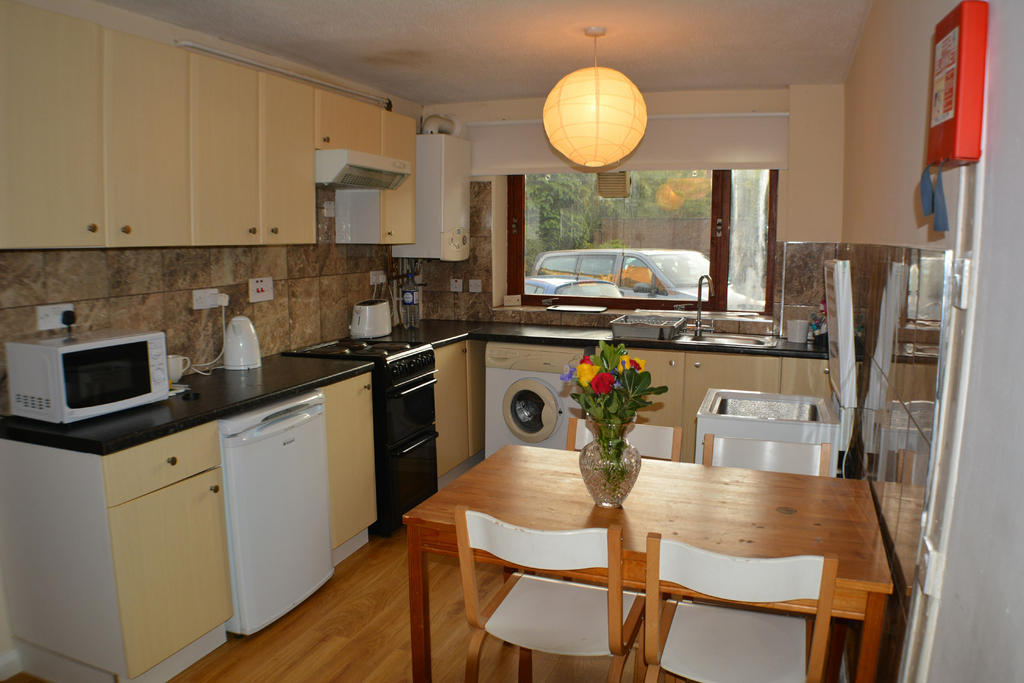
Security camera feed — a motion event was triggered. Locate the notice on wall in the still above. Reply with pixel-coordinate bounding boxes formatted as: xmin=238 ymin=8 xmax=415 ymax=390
xmin=931 ymin=26 xmax=959 ymax=128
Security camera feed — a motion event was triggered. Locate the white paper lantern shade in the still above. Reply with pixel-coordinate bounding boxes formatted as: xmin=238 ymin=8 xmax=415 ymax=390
xmin=543 ymin=66 xmax=648 ymax=169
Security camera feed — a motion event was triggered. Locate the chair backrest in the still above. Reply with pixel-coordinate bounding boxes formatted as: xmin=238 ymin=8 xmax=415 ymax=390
xmin=454 ymin=506 xmax=628 ymax=653
xmin=567 ymin=416 xmax=683 ymax=461
xmin=645 ymin=532 xmax=838 ymax=682
xmin=702 ymin=433 xmax=831 ymax=476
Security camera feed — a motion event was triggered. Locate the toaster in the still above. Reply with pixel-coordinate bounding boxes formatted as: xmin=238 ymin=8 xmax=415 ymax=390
xmin=350 ymin=299 xmax=392 ymax=338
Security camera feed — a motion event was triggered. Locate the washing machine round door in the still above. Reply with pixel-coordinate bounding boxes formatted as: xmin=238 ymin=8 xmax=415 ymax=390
xmin=502 ymin=378 xmax=561 ymax=444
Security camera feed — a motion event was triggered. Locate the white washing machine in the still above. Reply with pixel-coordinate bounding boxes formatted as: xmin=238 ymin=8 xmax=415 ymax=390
xmin=485 ymin=342 xmax=586 ymax=457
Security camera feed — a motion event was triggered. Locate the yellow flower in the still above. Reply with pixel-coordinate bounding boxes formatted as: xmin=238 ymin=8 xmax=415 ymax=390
xmin=576 ymin=362 xmax=599 ymax=387
xmin=619 ymin=355 xmax=645 ymax=372
xmin=633 ymin=357 xmax=646 ymax=372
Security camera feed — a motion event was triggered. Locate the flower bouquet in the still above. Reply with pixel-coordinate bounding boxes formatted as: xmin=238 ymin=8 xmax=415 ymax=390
xmin=562 ymin=340 xmax=668 ymax=506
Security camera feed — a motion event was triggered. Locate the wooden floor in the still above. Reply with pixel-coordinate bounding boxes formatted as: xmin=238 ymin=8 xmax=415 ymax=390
xmin=5 ymin=528 xmax=643 ymax=682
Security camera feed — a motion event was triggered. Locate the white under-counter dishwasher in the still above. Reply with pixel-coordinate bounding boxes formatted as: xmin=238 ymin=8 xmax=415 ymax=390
xmin=218 ymin=390 xmax=333 ymax=635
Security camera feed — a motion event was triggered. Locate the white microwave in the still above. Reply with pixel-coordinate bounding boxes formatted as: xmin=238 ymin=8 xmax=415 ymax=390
xmin=6 ymin=330 xmax=169 ymax=423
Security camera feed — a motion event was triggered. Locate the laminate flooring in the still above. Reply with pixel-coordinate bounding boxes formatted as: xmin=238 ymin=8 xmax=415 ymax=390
xmin=4 ymin=528 xmax=644 ymax=682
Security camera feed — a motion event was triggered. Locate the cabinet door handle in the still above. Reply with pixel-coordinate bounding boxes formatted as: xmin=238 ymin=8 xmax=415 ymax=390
xmin=363 ymin=383 xmax=371 ymax=391
xmin=120 ymin=225 xmax=132 ymax=234
xmin=824 ymin=368 xmax=830 ymax=374
xmin=669 ymin=359 xmax=676 ymax=367
xmin=270 ymin=227 xmax=279 ymax=234
xmin=693 ymin=361 xmax=702 ymax=368
xmin=209 ymin=484 xmax=220 ymax=493
xmin=86 ymin=223 xmax=98 ymax=233
xmin=166 ymin=456 xmax=178 ymax=466
xmin=322 ymin=135 xmax=331 ymax=143
xmin=248 ymin=227 xmax=257 ymax=235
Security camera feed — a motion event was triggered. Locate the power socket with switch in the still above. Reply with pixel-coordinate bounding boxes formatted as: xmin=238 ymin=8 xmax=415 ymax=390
xmin=249 ymin=277 xmax=274 ymax=302
xmin=503 ymin=295 xmax=522 ymax=306
xmin=449 ymin=278 xmax=463 ymax=292
xmin=36 ymin=303 xmax=75 ymax=331
xmin=370 ymin=270 xmax=386 ymax=285
xmin=192 ymin=288 xmax=221 ymax=310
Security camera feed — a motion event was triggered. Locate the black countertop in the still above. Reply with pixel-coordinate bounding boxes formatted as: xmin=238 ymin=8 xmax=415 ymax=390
xmin=0 ymin=355 xmax=372 ymax=455
xmin=0 ymin=319 xmax=825 ymax=455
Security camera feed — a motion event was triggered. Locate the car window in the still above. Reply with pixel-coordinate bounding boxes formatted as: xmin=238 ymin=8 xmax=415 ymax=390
xmin=578 ymin=254 xmax=617 ymax=282
xmin=535 ymin=254 xmax=577 ymax=277
xmin=557 ymin=281 xmax=622 ymax=297
xmin=620 ymin=255 xmax=655 ymax=290
xmin=648 ymin=251 xmax=710 ymax=288
xmin=523 ymin=282 xmax=545 ymax=294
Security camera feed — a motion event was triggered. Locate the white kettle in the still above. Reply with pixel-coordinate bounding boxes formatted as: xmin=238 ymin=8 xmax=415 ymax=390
xmin=224 ymin=316 xmax=262 ymax=370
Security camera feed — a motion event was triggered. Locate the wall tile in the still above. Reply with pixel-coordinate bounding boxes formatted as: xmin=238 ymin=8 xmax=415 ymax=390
xmin=288 ymin=277 xmax=321 ymax=348
xmin=422 ymin=291 xmax=453 ymax=320
xmin=317 ymin=243 xmax=347 ymax=276
xmin=253 ymin=246 xmax=288 ymax=280
xmin=44 ymin=250 xmax=109 ymax=303
xmin=454 ymin=292 xmax=493 ymax=322
xmin=210 ymin=247 xmax=253 ymax=287
xmin=108 ymin=249 xmax=165 ymax=296
xmin=318 ymin=275 xmax=349 ymax=340
xmin=108 ymin=293 xmax=166 ymax=333
xmin=252 ymin=280 xmax=291 ymax=356
xmin=287 ymin=245 xmax=319 ymax=278
xmin=470 ymin=181 xmax=492 ymax=236
xmin=0 ymin=251 xmax=45 ymax=308
xmin=491 ymin=308 xmax=523 ymax=323
xmin=163 ymin=248 xmax=212 ymax=291
xmin=782 ymin=242 xmax=834 ymax=306
xmin=163 ymin=290 xmax=218 ymax=361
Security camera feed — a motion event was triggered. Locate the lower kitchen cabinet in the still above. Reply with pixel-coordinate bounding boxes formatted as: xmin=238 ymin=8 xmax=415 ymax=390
xmin=466 ymin=340 xmax=486 ymax=456
xmin=680 ymin=352 xmax=782 ymax=463
xmin=632 ymin=348 xmax=686 ymax=429
xmin=435 ymin=341 xmax=471 ymax=476
xmin=322 ymin=376 xmax=377 ymax=548
xmin=0 ymin=422 xmax=232 ymax=680
xmin=780 ymin=356 xmax=832 ymax=401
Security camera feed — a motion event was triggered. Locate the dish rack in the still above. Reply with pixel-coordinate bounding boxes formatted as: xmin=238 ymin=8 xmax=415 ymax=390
xmin=610 ymin=314 xmax=686 ymax=340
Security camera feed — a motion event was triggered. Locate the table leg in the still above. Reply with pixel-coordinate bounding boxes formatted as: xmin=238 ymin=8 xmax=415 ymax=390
xmin=853 ymin=592 xmax=887 ymax=683
xmin=408 ymin=524 xmax=432 ymax=683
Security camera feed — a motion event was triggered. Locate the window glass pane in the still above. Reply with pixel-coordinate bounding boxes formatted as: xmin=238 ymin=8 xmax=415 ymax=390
xmin=578 ymin=254 xmax=617 ymax=281
xmin=728 ymin=170 xmax=771 ymax=311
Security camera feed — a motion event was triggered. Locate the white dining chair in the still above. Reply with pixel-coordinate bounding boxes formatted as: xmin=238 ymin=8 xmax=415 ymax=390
xmin=567 ymin=416 xmax=684 ymax=462
xmin=641 ymin=532 xmax=838 ymax=683
xmin=454 ymin=505 xmax=643 ymax=683
xmin=702 ymin=433 xmax=832 ymax=476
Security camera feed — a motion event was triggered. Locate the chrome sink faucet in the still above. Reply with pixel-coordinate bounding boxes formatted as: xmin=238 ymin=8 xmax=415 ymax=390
xmin=694 ymin=274 xmax=715 ymax=338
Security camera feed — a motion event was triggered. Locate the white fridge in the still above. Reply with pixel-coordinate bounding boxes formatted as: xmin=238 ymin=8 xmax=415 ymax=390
xmin=218 ymin=390 xmax=333 ymax=635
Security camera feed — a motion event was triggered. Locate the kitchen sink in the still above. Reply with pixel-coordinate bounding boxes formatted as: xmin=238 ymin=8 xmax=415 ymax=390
xmin=676 ymin=333 xmax=778 ymax=348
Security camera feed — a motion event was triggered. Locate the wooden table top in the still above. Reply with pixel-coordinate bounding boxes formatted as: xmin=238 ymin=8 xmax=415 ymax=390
xmin=405 ymin=445 xmax=893 ymax=600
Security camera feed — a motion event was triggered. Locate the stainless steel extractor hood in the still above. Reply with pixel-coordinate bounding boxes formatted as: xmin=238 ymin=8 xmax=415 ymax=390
xmin=315 ymin=149 xmax=411 ymax=190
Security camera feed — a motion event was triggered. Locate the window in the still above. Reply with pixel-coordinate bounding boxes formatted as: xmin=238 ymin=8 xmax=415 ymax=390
xmin=507 ymin=169 xmax=778 ymax=312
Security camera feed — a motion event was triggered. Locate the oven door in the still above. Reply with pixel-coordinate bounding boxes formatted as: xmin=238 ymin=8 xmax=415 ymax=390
xmin=372 ymin=430 xmax=438 ymax=535
xmin=382 ymin=371 xmax=436 ymax=447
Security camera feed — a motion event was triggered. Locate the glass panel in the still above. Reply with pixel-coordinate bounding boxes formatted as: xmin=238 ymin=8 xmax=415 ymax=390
xmin=728 ymin=170 xmax=771 ymax=311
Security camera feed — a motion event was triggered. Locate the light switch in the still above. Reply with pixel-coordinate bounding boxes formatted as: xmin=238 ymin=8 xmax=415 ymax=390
xmin=469 ymin=279 xmax=482 ymax=293
xmin=450 ymin=278 xmax=463 ymax=292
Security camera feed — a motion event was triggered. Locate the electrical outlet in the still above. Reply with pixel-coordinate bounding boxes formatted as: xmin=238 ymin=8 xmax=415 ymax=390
xmin=192 ymin=288 xmax=221 ymax=310
xmin=36 ymin=303 xmax=75 ymax=331
xmin=370 ymin=270 xmax=386 ymax=285
xmin=468 ymin=279 xmax=482 ymax=293
xmin=249 ymin=277 xmax=274 ymax=303
xmin=450 ymin=278 xmax=463 ymax=292
xmin=503 ymin=295 xmax=522 ymax=306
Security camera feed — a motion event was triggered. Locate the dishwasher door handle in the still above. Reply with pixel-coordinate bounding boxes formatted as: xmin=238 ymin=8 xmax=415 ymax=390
xmin=223 ymin=405 xmax=324 ymax=446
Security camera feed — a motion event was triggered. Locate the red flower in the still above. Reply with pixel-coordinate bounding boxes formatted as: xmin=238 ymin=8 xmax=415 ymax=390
xmin=590 ymin=372 xmax=616 ymax=395
xmin=629 ymin=359 xmax=641 ymax=370
xmin=580 ymin=356 xmax=593 ymax=365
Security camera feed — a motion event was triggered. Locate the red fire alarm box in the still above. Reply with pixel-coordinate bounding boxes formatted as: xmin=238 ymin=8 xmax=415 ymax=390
xmin=926 ymin=1 xmax=988 ymax=166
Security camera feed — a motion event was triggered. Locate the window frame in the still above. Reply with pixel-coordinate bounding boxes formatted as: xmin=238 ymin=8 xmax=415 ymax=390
xmin=506 ymin=170 xmax=778 ymax=313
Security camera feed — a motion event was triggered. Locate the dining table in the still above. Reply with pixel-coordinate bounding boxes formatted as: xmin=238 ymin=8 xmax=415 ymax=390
xmin=403 ymin=445 xmax=893 ymax=682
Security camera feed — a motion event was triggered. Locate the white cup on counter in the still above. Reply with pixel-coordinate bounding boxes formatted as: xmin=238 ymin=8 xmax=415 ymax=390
xmin=786 ymin=320 xmax=811 ymax=344
xmin=167 ymin=354 xmax=191 ymax=383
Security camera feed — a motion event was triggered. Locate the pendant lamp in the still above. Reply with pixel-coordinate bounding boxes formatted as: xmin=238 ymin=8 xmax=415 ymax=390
xmin=543 ymin=27 xmax=647 ymax=169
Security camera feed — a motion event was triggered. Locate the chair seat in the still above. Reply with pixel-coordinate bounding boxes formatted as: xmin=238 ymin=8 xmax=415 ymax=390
xmin=660 ymin=600 xmax=808 ymax=683
xmin=485 ymin=574 xmax=640 ymax=657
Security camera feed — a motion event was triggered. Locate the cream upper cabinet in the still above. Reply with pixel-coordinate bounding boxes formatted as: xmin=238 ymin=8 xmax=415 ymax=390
xmin=315 ymin=90 xmax=381 ymax=153
xmin=1 ymin=1 xmax=105 ymax=248
xmin=680 ymin=352 xmax=782 ymax=463
xmin=380 ymin=110 xmax=416 ymax=244
xmin=632 ymin=348 xmax=686 ymax=430
xmin=322 ymin=377 xmax=377 ymax=548
xmin=435 ymin=341 xmax=471 ymax=476
xmin=190 ymin=54 xmax=260 ymax=245
xmin=780 ymin=357 xmax=832 ymax=402
xmin=260 ymin=73 xmax=315 ymax=244
xmin=104 ymin=30 xmax=190 ymax=247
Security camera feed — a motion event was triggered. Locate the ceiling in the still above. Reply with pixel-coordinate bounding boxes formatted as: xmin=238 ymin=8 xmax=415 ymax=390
xmin=93 ymin=0 xmax=873 ymax=105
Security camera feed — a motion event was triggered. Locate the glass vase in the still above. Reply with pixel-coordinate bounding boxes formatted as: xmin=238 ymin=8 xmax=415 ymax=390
xmin=578 ymin=415 xmax=641 ymax=508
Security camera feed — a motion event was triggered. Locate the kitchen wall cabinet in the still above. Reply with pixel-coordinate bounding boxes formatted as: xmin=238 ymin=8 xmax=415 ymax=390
xmin=0 ymin=422 xmax=231 ymax=680
xmin=322 ymin=377 xmax=377 ymax=549
xmin=435 ymin=341 xmax=471 ymax=476
xmin=315 ymin=90 xmax=381 ymax=153
xmin=633 ymin=348 xmax=687 ymax=430
xmin=190 ymin=54 xmax=261 ymax=245
xmin=1 ymin=0 xmax=105 ymax=249
xmin=260 ymin=73 xmax=316 ymax=244
xmin=104 ymin=30 xmax=191 ymax=247
xmin=680 ymin=352 xmax=782 ymax=462
xmin=380 ymin=110 xmax=417 ymax=244
xmin=780 ymin=356 xmax=832 ymax=401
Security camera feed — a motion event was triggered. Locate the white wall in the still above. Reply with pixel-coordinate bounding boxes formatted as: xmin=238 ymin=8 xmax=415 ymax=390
xmin=925 ymin=0 xmax=1024 ymax=679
